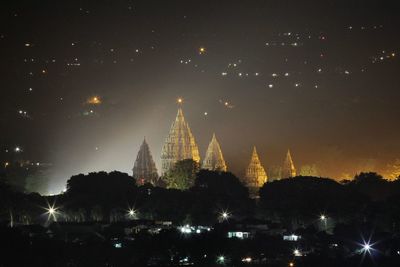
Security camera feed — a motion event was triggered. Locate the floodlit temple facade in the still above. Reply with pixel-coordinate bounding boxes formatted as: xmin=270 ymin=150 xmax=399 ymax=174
xmin=282 ymin=149 xmax=297 ymax=178
xmin=132 ymin=138 xmax=159 ymax=185
xmin=160 ymin=108 xmax=200 ymax=175
xmin=132 ymin=106 xmax=298 ymax=189
xmin=202 ymin=133 xmax=227 ymax=171
xmin=243 ymin=146 xmax=268 ymax=197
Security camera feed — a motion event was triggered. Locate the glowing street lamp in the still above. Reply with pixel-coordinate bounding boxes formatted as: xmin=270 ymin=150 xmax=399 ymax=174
xmin=293 ymin=249 xmax=302 ymax=257
xmin=362 ymin=243 xmax=371 ymax=252
xmin=219 ymin=210 xmax=231 ymax=222
xmin=44 ymin=202 xmax=59 ymax=222
xmin=216 ymin=255 xmax=225 ymax=264
xmin=320 ymin=214 xmax=326 ymax=221
xmin=127 ymin=207 xmax=137 ymax=219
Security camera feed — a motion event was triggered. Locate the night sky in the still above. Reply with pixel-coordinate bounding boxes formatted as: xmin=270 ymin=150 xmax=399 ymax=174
xmin=1 ymin=0 xmax=400 ymax=194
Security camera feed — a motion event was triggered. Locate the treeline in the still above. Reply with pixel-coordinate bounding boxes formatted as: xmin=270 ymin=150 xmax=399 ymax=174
xmin=1 ymin=169 xmax=400 ymax=232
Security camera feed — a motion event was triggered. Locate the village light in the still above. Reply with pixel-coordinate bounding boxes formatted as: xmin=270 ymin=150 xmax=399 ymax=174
xmin=362 ymin=243 xmax=372 ymax=253
xmin=44 ymin=202 xmax=59 ymax=222
xmin=219 ymin=210 xmax=231 ymax=222
xmin=216 ymin=255 xmax=225 ymax=264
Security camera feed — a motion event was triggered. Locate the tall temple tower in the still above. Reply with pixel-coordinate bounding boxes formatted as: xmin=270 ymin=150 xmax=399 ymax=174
xmin=161 ymin=108 xmax=200 ymax=175
xmin=202 ymin=133 xmax=227 ymax=171
xmin=282 ymin=149 xmax=296 ymax=178
xmin=132 ymin=138 xmax=159 ymax=185
xmin=243 ymin=146 xmax=268 ymax=197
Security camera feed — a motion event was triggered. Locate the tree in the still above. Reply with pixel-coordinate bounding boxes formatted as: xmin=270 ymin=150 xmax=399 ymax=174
xmin=65 ymin=171 xmax=138 ymax=220
xmin=351 ymin=172 xmax=390 ymax=201
xmin=259 ymin=176 xmax=367 ymax=229
xmin=164 ymin=159 xmax=199 ymax=190
xmin=190 ymin=170 xmax=252 ymax=224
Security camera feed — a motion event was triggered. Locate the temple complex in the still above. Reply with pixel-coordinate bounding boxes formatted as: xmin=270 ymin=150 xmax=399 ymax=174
xmin=202 ymin=133 xmax=227 ymax=171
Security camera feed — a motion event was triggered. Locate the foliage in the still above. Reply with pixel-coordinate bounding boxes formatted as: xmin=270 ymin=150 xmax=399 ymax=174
xmin=164 ymin=159 xmax=199 ymax=190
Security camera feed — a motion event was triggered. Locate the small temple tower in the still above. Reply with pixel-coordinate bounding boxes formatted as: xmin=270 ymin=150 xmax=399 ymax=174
xmin=202 ymin=133 xmax=227 ymax=171
xmin=243 ymin=146 xmax=268 ymax=197
xmin=282 ymin=149 xmax=296 ymax=178
xmin=161 ymin=108 xmax=200 ymax=175
xmin=132 ymin=138 xmax=159 ymax=185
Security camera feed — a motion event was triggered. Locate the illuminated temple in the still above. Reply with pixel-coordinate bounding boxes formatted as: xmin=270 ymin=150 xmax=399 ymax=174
xmin=243 ymin=146 xmax=268 ymax=197
xmin=160 ymin=108 xmax=200 ymax=175
xmin=202 ymin=133 xmax=227 ymax=171
xmin=132 ymin=138 xmax=159 ymax=185
xmin=282 ymin=149 xmax=297 ymax=178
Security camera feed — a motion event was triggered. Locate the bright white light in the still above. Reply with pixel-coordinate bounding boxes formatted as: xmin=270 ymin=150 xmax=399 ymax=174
xmin=217 ymin=255 xmax=225 ymax=264
xmin=293 ymin=249 xmax=302 ymax=256
xmin=219 ymin=210 xmax=231 ymax=222
xmin=320 ymin=215 xmax=326 ymax=221
xmin=363 ymin=243 xmax=371 ymax=252
xmin=241 ymin=257 xmax=252 ymax=263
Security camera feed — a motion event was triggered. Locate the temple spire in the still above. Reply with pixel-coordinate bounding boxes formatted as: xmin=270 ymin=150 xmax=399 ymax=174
xmin=242 ymin=146 xmax=268 ymax=197
xmin=282 ymin=149 xmax=296 ymax=178
xmin=161 ymin=108 xmax=200 ymax=175
xmin=202 ymin=133 xmax=227 ymax=171
xmin=132 ymin=138 xmax=159 ymax=185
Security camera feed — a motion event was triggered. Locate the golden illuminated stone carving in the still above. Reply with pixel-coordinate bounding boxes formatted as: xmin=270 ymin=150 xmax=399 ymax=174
xmin=243 ymin=146 xmax=268 ymax=190
xmin=161 ymin=108 xmax=200 ymax=175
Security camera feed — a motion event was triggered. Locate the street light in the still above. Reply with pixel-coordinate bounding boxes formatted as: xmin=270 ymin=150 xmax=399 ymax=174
xmin=219 ymin=210 xmax=231 ymax=222
xmin=44 ymin=202 xmax=59 ymax=222
xmin=217 ymin=255 xmax=225 ymax=264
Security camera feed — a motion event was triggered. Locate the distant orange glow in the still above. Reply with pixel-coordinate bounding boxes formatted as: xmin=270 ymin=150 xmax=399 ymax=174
xmin=199 ymin=47 xmax=206 ymax=54
xmin=87 ymin=96 xmax=102 ymax=105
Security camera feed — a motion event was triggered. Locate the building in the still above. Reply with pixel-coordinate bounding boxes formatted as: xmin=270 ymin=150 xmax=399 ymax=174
xmin=160 ymin=108 xmax=200 ymax=175
xmin=132 ymin=138 xmax=159 ymax=185
xmin=202 ymin=133 xmax=227 ymax=171
xmin=243 ymin=146 xmax=268 ymax=197
xmin=282 ymin=149 xmax=296 ymax=178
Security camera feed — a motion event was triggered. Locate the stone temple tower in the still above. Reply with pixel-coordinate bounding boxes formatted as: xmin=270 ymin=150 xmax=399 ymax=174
xmin=243 ymin=146 xmax=268 ymax=197
xmin=161 ymin=108 xmax=200 ymax=175
xmin=202 ymin=133 xmax=227 ymax=172
xmin=282 ymin=149 xmax=296 ymax=178
xmin=132 ymin=138 xmax=159 ymax=185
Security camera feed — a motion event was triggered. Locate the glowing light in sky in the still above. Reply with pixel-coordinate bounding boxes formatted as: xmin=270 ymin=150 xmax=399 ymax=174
xmin=87 ymin=96 xmax=102 ymax=105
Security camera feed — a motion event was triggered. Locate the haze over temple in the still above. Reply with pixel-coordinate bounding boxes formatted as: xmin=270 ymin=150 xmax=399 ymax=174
xmin=132 ymin=138 xmax=159 ymax=185
xmin=160 ymin=108 xmax=200 ymax=175
xmin=202 ymin=133 xmax=227 ymax=172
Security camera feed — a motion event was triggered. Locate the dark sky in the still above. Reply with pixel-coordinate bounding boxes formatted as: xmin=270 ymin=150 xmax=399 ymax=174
xmin=1 ymin=0 xmax=400 ymax=194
